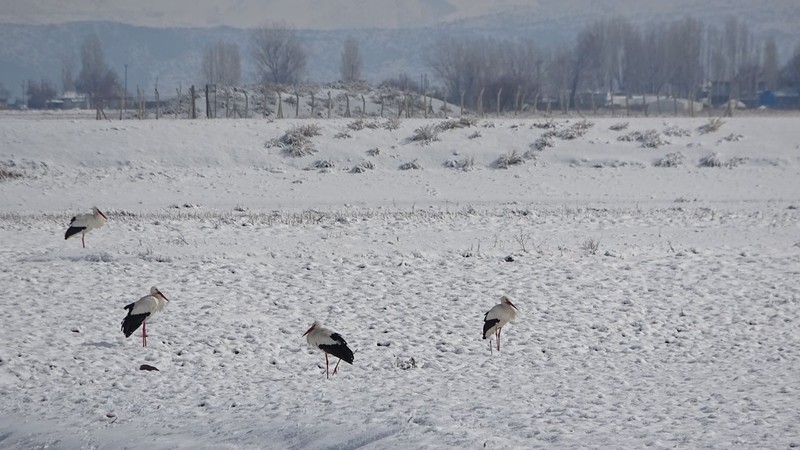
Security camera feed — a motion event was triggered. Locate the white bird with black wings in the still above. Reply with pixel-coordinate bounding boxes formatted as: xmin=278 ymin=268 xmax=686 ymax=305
xmin=483 ymin=296 xmax=519 ymax=353
xmin=64 ymin=206 xmax=107 ymax=248
xmin=303 ymin=321 xmax=355 ymax=379
xmin=121 ymin=286 xmax=170 ymax=347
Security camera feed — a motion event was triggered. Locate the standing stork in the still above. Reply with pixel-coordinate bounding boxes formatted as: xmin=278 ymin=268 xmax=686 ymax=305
xmin=121 ymin=286 xmax=170 ymax=347
xmin=303 ymin=321 xmax=354 ymax=379
xmin=65 ymin=206 xmax=107 ymax=248
xmin=483 ymin=296 xmax=519 ymax=353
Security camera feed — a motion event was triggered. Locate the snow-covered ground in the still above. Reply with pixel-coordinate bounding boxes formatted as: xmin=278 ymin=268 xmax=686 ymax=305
xmin=0 ymin=113 xmax=799 ymax=449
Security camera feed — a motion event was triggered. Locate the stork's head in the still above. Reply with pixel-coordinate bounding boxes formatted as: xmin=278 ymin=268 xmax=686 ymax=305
xmin=150 ymin=286 xmax=169 ymax=302
xmin=92 ymin=207 xmax=108 ymax=221
xmin=500 ymin=295 xmax=518 ymax=310
xmin=303 ymin=320 xmax=322 ymax=336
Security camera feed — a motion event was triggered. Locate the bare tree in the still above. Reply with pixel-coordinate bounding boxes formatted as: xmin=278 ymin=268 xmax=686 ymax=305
xmin=762 ymin=37 xmax=779 ymax=91
xmin=666 ymin=18 xmax=704 ymax=98
xmin=60 ymin=54 xmax=76 ymax=93
xmin=428 ymin=37 xmax=541 ymax=111
xmin=779 ymin=43 xmax=800 ymax=88
xmin=251 ymin=23 xmax=307 ymax=85
xmin=75 ymin=34 xmax=121 ymax=107
xmin=340 ymin=37 xmax=363 ymax=83
xmin=568 ymin=27 xmax=602 ymax=109
xmin=202 ymin=40 xmax=241 ymax=86
xmin=26 ymin=78 xmax=57 ymax=108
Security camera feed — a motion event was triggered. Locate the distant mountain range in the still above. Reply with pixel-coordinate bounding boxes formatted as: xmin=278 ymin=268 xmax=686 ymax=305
xmin=1 ymin=1 xmax=798 ymax=99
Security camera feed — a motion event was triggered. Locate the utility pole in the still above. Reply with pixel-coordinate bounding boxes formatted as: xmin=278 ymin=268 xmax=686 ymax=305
xmin=124 ymin=63 xmax=128 ymax=116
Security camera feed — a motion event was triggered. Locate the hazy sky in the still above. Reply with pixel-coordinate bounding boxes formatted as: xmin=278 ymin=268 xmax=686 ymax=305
xmin=0 ymin=0 xmax=536 ymax=29
xmin=1 ymin=0 xmax=797 ymax=33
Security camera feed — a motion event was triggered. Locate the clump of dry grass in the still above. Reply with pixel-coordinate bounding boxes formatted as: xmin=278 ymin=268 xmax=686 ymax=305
xmin=698 ymin=117 xmax=725 ymax=134
xmin=410 ymin=125 xmax=439 ymax=145
xmin=399 ymin=160 xmax=423 ymax=170
xmin=653 ymin=152 xmax=685 ymax=168
xmin=609 ymin=122 xmax=629 ymax=131
xmin=0 ymin=168 xmax=24 ymax=182
xmin=494 ymin=150 xmax=525 ymax=169
xmin=267 ymin=124 xmax=322 ymax=157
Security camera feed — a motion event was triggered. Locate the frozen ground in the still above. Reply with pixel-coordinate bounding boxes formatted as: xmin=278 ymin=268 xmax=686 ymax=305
xmin=0 ymin=114 xmax=799 ymax=449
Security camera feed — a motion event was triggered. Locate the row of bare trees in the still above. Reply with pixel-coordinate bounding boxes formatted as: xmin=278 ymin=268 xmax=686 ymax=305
xmin=207 ymin=23 xmax=364 ymax=87
xmin=427 ymin=16 xmax=800 ymax=110
xmin=10 ymin=17 xmax=800 ymax=112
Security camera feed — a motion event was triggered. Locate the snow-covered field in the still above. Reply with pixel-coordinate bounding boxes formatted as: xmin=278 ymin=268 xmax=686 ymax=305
xmin=1 ymin=113 xmax=799 ymax=449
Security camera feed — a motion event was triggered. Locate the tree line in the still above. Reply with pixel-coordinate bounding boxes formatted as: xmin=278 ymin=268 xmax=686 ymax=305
xmin=7 ymin=17 xmax=800 ymax=111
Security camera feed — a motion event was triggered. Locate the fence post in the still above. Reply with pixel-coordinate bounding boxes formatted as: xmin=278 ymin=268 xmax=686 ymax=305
xmin=190 ymin=85 xmax=196 ymax=119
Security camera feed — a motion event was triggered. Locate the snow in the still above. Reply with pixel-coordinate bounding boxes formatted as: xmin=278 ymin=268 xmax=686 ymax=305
xmin=1 ymin=112 xmax=799 ymax=449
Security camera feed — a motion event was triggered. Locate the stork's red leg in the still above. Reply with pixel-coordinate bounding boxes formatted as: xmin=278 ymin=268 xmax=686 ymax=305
xmin=325 ymin=353 xmax=330 ymax=379
xmin=333 ymin=358 xmax=341 ymax=376
xmin=497 ymin=328 xmax=501 ymax=351
xmin=142 ymin=321 xmax=147 ymax=347
xmin=81 ymin=234 xmax=85 ymax=248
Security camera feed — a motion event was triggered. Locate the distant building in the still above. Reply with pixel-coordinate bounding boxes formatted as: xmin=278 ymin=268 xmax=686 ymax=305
xmin=46 ymin=91 xmax=89 ymax=109
xmin=758 ymin=89 xmax=800 ymax=110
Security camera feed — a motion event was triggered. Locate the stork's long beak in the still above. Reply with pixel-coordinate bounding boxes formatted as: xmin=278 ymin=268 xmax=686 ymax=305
xmin=302 ymin=324 xmax=315 ymax=336
xmin=97 ymin=209 xmax=108 ymax=220
xmin=158 ymin=290 xmax=170 ymax=302
xmin=507 ymin=299 xmax=518 ymax=310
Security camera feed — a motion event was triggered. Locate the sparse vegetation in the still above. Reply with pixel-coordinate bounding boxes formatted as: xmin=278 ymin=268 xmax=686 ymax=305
xmin=437 ymin=117 xmax=478 ymax=132
xmin=0 ymin=168 xmax=24 ymax=181
xmin=308 ymin=159 xmax=335 ymax=170
xmin=531 ymin=134 xmax=555 ymax=151
xmin=699 ymin=152 xmax=723 ymax=167
xmin=383 ymin=117 xmax=401 ymax=131
xmin=399 ymin=160 xmax=422 ymax=170
xmin=347 ymin=119 xmax=366 ymax=130
xmin=443 ymin=155 xmax=476 ymax=171
xmin=719 ymin=133 xmax=744 ymax=142
xmin=582 ymin=238 xmax=601 ymax=255
xmin=532 ymin=120 xmax=557 ymax=129
xmin=268 ymin=124 xmax=322 ymax=157
xmin=494 ymin=150 xmax=525 ymax=169
xmin=698 ymin=118 xmax=725 ymax=134
xmin=410 ymin=125 xmax=439 ymax=145
xmin=663 ymin=125 xmax=691 ymax=137
xmin=726 ymin=156 xmax=749 ymax=167
xmin=653 ymin=152 xmax=685 ymax=167
xmin=365 ymin=147 xmax=380 ymax=156
xmin=334 ymin=131 xmax=352 ymax=139
xmin=350 ymin=161 xmax=374 ymax=173
xmin=618 ymin=129 xmax=669 ymax=148
xmin=609 ymin=122 xmax=629 ymax=131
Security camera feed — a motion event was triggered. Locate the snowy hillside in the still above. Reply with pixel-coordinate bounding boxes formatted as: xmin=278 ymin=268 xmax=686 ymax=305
xmin=0 ymin=113 xmax=799 ymax=448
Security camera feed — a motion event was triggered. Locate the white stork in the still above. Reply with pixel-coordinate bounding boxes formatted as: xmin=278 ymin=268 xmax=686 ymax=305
xmin=483 ymin=296 xmax=519 ymax=352
xmin=65 ymin=206 xmax=107 ymax=248
xmin=303 ymin=321 xmax=354 ymax=379
xmin=121 ymin=286 xmax=170 ymax=347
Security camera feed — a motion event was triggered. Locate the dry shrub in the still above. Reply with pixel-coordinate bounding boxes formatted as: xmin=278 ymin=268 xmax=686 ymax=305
xmin=495 ymin=150 xmax=525 ymax=169
xmin=410 ymin=125 xmax=439 ymax=145
xmin=698 ymin=118 xmax=725 ymax=134
xmin=653 ymin=152 xmax=685 ymax=167
xmin=399 ymin=160 xmax=422 ymax=170
xmin=268 ymin=124 xmax=322 ymax=157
